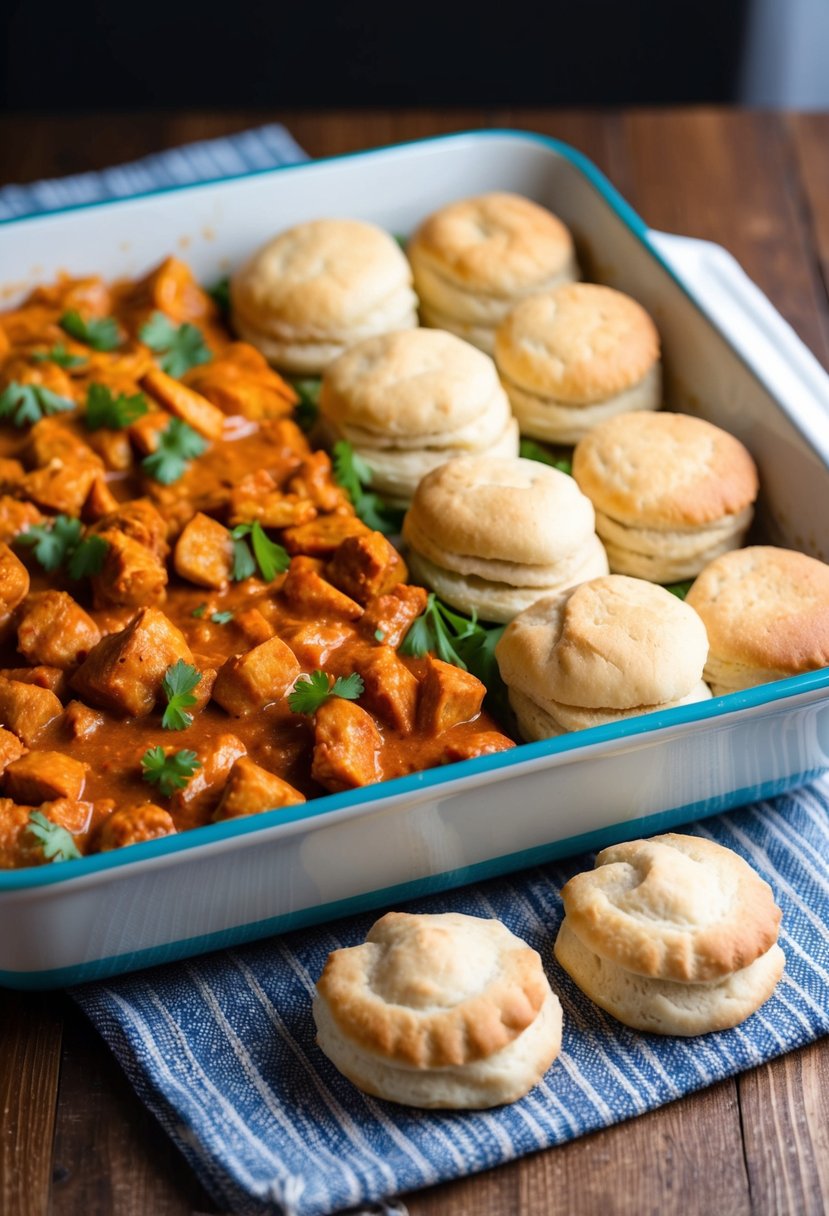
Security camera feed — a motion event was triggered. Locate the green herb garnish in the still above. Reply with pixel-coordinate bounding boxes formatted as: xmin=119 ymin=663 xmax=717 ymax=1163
xmin=332 ymin=440 xmax=405 ymax=535
xmin=210 ymin=610 xmax=234 ymax=625
xmin=60 ymin=310 xmax=121 ymax=352
xmin=25 ymin=809 xmax=82 ymax=862
xmin=192 ymin=603 xmax=207 ymax=618
xmin=374 ymin=629 xmax=385 ymax=642
xmin=161 ymin=660 xmax=202 ymax=731
xmin=17 ymin=515 xmax=108 ymax=579
xmin=288 ymin=670 xmax=364 ymax=715
xmin=292 ymin=378 xmax=321 ymax=432
xmin=139 ymin=312 xmax=212 ymax=378
xmin=207 ymin=275 xmax=231 ymax=316
xmin=230 ymin=521 xmax=289 ymax=582
xmin=0 ymin=381 xmax=75 ymax=428
xmin=85 ymin=382 xmax=149 ymax=430
xmin=519 ymin=438 xmax=572 ymax=476
xmin=141 ymin=746 xmax=201 ymax=796
xmin=401 ymin=592 xmax=508 ymax=713
xmin=32 ymin=344 xmax=88 ymax=369
xmin=665 ymin=580 xmax=694 ymax=600
xmin=141 ymin=417 xmax=207 ymax=485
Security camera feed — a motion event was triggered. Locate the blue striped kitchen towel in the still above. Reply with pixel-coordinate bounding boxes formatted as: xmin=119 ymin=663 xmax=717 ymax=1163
xmin=4 ymin=126 xmax=827 ymax=1216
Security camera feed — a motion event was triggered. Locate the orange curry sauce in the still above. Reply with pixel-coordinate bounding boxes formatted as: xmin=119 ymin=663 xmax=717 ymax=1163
xmin=0 ymin=258 xmax=514 ymax=867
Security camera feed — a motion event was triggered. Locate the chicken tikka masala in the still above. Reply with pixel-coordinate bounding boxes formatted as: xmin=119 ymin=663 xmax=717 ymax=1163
xmin=0 ymin=258 xmax=513 ymax=869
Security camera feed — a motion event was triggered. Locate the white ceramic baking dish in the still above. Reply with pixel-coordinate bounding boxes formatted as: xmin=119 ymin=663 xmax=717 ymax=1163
xmin=1 ymin=131 xmax=828 ymax=990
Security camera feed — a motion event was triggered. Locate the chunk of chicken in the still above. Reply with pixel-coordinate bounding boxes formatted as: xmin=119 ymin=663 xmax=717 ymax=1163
xmin=212 ymin=636 xmax=300 ymax=717
xmin=72 ymin=607 xmax=194 ymax=716
xmin=359 ymin=584 xmax=428 ymax=649
xmin=95 ymin=804 xmax=175 ymax=851
xmin=287 ymin=451 xmax=349 ymax=513
xmin=168 ymin=733 xmax=247 ymax=821
xmin=233 ymin=608 xmax=274 ymax=647
xmin=327 ymin=532 xmax=407 ymax=605
xmin=0 ymin=678 xmax=63 ymax=745
xmin=0 ymin=497 xmax=44 ymax=544
xmin=2 ymin=666 xmax=68 ymax=697
xmin=442 ymin=732 xmax=516 ymax=763
xmin=311 ymin=699 xmax=381 ymax=793
xmin=357 ymin=647 xmax=419 ymax=734
xmin=83 ymin=473 xmax=120 ymax=519
xmin=60 ymin=700 xmax=104 ymax=740
xmin=184 ymin=342 xmax=298 ymax=418
xmin=36 ymin=796 xmax=93 ymax=835
xmin=278 ymin=620 xmax=351 ymax=668
xmin=281 ymin=557 xmax=362 ymax=621
xmin=0 ymin=543 xmax=30 ymax=642
xmin=282 ymin=513 xmax=370 ymax=557
xmin=417 ymin=657 xmax=485 ymax=733
xmin=0 ymin=728 xmax=26 ymax=773
xmin=142 ymin=366 xmax=225 ymax=441
xmin=0 ymin=801 xmax=35 ymax=869
xmin=4 ymin=751 xmax=87 ymax=803
xmin=17 ymin=590 xmax=101 ymax=669
xmin=89 ymin=499 xmax=169 ymax=559
xmin=91 ymin=529 xmax=168 ymax=608
xmin=20 ymin=458 xmax=101 ymax=515
xmin=227 ymin=470 xmax=317 ymax=529
xmin=25 ymin=418 xmax=103 ymax=470
xmin=173 ymin=512 xmax=233 ymax=589
xmin=213 ymin=756 xmax=305 ymax=820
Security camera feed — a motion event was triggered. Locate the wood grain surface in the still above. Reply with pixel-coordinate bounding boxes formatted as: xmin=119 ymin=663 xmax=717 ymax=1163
xmin=0 ymin=107 xmax=827 ymax=1216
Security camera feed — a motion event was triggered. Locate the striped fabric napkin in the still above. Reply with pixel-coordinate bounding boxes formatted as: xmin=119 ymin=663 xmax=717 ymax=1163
xmin=3 ymin=126 xmax=828 ymax=1216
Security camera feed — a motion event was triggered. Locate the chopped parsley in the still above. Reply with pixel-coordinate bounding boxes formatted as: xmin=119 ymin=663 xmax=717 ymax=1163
xmin=141 ymin=417 xmax=207 ymax=484
xmin=59 ymin=310 xmax=121 ymax=352
xmin=139 ymin=312 xmax=212 ymax=378
xmin=210 ymin=610 xmax=234 ymax=625
xmin=207 ymin=275 xmax=231 ymax=316
xmin=25 ymin=809 xmax=82 ymax=863
xmin=32 ymin=344 xmax=88 ymax=370
xmin=288 ymin=670 xmax=364 ymax=715
xmin=332 ymin=440 xmax=405 ymax=535
xmin=17 ymin=515 xmax=108 ymax=579
xmin=141 ymin=746 xmax=201 ymax=796
xmin=192 ymin=603 xmax=207 ymax=618
xmin=291 ymin=377 xmax=321 ymax=432
xmin=230 ymin=521 xmax=289 ymax=582
xmin=0 ymin=381 xmax=75 ymax=428
xmin=85 ymin=382 xmax=149 ymax=430
xmin=519 ymin=438 xmax=572 ymax=476
xmin=665 ymin=580 xmax=694 ymax=600
xmin=161 ymin=660 xmax=202 ymax=731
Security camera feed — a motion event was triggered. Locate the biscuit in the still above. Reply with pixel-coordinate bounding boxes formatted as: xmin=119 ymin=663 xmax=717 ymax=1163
xmin=559 ymin=834 xmax=782 ymax=982
xmin=319 ymin=329 xmax=519 ymax=503
xmin=495 ymin=285 xmax=661 ymax=443
xmin=686 ymin=546 xmax=829 ymax=694
xmin=409 ymin=193 xmax=579 ymax=352
xmin=231 ymin=219 xmax=418 ymax=374
xmin=554 ymin=918 xmax=784 ymax=1036
xmin=495 ymin=576 xmax=710 ymax=740
xmin=314 ymin=911 xmax=563 ymax=1108
xmin=573 ymin=411 xmax=759 ymax=581
xmin=402 ymin=456 xmax=608 ymax=622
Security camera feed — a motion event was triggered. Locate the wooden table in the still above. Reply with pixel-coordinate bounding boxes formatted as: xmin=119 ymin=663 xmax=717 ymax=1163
xmin=0 ymin=107 xmax=827 ymax=1216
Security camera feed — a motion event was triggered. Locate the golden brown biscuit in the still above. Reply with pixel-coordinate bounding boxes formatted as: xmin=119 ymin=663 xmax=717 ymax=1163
xmin=572 ymin=411 xmax=759 ymax=582
xmin=686 ymin=546 xmax=829 ymax=694
xmin=231 ymin=219 xmax=417 ymax=374
xmin=409 ymin=193 xmax=578 ymax=352
xmin=495 ymin=284 xmax=661 ymax=443
xmin=314 ymin=911 xmax=563 ymax=1108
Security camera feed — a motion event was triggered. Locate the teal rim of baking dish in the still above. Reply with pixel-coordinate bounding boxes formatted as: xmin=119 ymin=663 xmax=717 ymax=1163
xmin=1 ymin=130 xmax=828 ymax=896
xmin=0 ymin=668 xmax=827 ymax=895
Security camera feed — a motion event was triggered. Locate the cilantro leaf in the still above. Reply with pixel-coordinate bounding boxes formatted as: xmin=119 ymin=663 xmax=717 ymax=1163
xmin=17 ymin=515 xmax=83 ymax=572
xmin=161 ymin=660 xmax=202 ymax=731
xmin=230 ymin=522 xmax=289 ymax=582
xmin=519 ymin=438 xmax=573 ymax=476
xmin=393 ymin=233 xmax=408 ymax=250
xmin=291 ymin=378 xmax=321 ymax=432
xmin=332 ymin=440 xmax=405 ymax=535
xmin=139 ymin=312 xmax=212 ymax=378
xmin=400 ymin=594 xmax=508 ymax=713
xmin=25 ymin=809 xmax=82 ymax=863
xmin=85 ymin=382 xmax=149 ymax=430
xmin=207 ymin=275 xmax=231 ymax=316
xmin=60 ymin=310 xmax=121 ymax=352
xmin=288 ymin=670 xmax=364 ymax=715
xmin=141 ymin=417 xmax=207 ymax=484
xmin=665 ymin=580 xmax=694 ymax=600
xmin=192 ymin=602 xmax=207 ymax=618
xmin=0 ymin=381 xmax=75 ymax=428
xmin=32 ymin=344 xmax=88 ymax=369
xmin=210 ymin=610 xmax=234 ymax=625
xmin=66 ymin=534 xmax=109 ymax=580
xmin=141 ymin=746 xmax=201 ymax=796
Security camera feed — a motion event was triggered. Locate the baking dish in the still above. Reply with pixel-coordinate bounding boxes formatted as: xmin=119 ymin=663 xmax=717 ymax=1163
xmin=1 ymin=130 xmax=827 ymax=990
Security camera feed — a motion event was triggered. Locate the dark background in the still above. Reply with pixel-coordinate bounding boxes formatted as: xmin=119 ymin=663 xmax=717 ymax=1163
xmin=2 ymin=0 xmax=749 ymax=110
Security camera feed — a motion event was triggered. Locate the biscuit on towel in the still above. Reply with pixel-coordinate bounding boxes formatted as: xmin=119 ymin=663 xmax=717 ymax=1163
xmin=686 ymin=546 xmax=829 ymax=694
xmin=313 ymin=911 xmax=563 ymax=1108
xmin=572 ymin=411 xmax=759 ymax=582
xmin=408 ymin=193 xmax=579 ymax=353
xmin=319 ymin=328 xmax=519 ymax=504
xmin=495 ymin=575 xmax=710 ymax=738
xmin=494 ymin=284 xmax=661 ymax=444
xmin=402 ymin=455 xmax=608 ymax=622
xmin=554 ymin=833 xmax=784 ymax=1034
xmin=230 ymin=219 xmax=418 ymax=374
